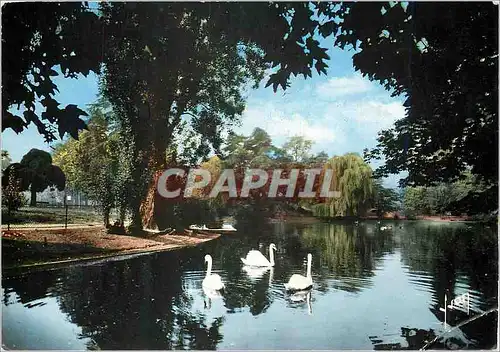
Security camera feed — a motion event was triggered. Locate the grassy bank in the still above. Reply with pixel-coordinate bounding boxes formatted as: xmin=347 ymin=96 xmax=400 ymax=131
xmin=2 ymin=226 xmax=220 ymax=271
xmin=2 ymin=206 xmax=103 ymax=226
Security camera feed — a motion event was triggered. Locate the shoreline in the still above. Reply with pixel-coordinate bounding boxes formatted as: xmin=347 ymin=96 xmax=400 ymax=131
xmin=2 ymin=225 xmax=221 ymax=273
xmin=269 ymin=215 xmax=491 ymax=224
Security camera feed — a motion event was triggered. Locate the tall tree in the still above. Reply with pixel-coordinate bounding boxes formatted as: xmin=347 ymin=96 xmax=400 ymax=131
xmin=2 ymin=171 xmax=26 ymax=230
xmin=223 ymin=128 xmax=274 ymax=169
xmin=98 ymin=2 xmax=337 ymax=229
xmin=371 ymin=180 xmax=400 ymax=217
xmin=282 ymin=136 xmax=313 ymax=163
xmin=315 ymin=153 xmax=374 ymax=217
xmin=53 ymin=104 xmax=119 ymax=226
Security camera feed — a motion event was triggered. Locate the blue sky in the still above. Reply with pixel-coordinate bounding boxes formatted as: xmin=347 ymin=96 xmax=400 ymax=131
xmin=2 ymin=39 xmax=406 ymax=188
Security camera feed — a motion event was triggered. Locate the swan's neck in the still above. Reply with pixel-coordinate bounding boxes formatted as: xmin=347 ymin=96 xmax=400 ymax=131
xmin=206 ymin=258 xmax=212 ymax=277
xmin=306 ymin=256 xmax=312 ymax=279
xmin=269 ymin=245 xmax=275 ymax=266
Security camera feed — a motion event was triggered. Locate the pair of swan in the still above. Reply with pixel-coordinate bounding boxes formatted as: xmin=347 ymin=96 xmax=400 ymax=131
xmin=201 ymin=249 xmax=273 ymax=291
xmin=240 ymin=243 xmax=313 ymax=291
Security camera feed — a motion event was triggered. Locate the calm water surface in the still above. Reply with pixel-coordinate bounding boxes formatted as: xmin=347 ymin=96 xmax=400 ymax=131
xmin=2 ymin=221 xmax=498 ymax=350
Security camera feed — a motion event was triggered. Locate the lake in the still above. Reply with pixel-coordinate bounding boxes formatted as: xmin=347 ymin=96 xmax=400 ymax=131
xmin=2 ymin=220 xmax=498 ymax=350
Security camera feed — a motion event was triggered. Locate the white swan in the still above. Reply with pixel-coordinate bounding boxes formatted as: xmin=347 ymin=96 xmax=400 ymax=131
xmin=284 ymin=253 xmax=313 ymax=291
xmin=241 ymin=243 xmax=277 ymax=267
xmin=202 ymin=254 xmax=224 ymax=291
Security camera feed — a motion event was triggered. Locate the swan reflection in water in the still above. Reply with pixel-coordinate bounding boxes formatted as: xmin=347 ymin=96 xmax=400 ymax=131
xmin=242 ymin=266 xmax=274 ymax=287
xmin=242 ymin=265 xmax=271 ymax=280
xmin=203 ymin=286 xmax=223 ymax=309
xmin=288 ymin=289 xmax=313 ymax=315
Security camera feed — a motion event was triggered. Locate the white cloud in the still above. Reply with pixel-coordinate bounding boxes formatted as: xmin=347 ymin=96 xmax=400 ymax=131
xmin=337 ymin=100 xmax=406 ymax=131
xmin=237 ymin=103 xmax=337 ymax=146
xmin=316 ymin=74 xmax=374 ymax=98
xmin=237 ymin=97 xmax=405 ymax=152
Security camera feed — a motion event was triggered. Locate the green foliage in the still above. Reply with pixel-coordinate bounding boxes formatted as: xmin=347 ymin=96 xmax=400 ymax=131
xmin=2 ymin=175 xmax=25 ymax=231
xmin=402 ymin=172 xmax=493 ymax=216
xmin=402 ymin=187 xmax=429 ymax=217
xmin=372 ymin=180 xmax=400 ymax=216
xmin=223 ymin=128 xmax=274 ymax=168
xmin=314 ymin=153 xmax=374 ymax=217
xmin=2 ymin=171 xmax=27 ymax=228
xmin=307 ymin=151 xmax=329 ymax=166
xmin=2 ymin=2 xmax=103 ymax=142
xmin=349 ymin=3 xmax=498 ymax=190
xmin=282 ymin=136 xmax=313 ymax=163
xmin=1 ymin=150 xmax=12 ymax=172
xmin=4 ymin=2 xmax=345 ymax=146
xmin=52 ymin=103 xmax=119 ymax=226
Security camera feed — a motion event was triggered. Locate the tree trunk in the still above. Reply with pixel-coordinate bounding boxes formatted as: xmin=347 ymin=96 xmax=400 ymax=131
xmin=140 ymin=170 xmax=162 ymax=230
xmin=119 ymin=206 xmax=126 ymax=225
xmin=103 ymin=207 xmax=110 ymax=228
xmin=129 ymin=206 xmax=143 ymax=233
xmin=30 ymin=188 xmax=37 ymax=207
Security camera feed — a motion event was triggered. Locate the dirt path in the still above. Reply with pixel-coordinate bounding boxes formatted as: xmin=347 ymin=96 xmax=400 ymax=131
xmin=2 ymin=225 xmax=220 ymax=270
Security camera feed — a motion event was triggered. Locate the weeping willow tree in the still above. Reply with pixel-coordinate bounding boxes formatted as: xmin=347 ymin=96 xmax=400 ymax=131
xmin=314 ymin=153 xmax=374 ymax=217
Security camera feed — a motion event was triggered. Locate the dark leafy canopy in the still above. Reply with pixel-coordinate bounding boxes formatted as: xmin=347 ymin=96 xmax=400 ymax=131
xmin=347 ymin=3 xmax=498 ymax=187
xmin=3 ymin=2 xmax=343 ymax=144
xmin=1 ymin=2 xmax=103 ymax=142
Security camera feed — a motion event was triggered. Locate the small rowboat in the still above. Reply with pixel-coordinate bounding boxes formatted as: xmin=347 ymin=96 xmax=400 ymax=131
xmin=188 ymin=224 xmax=237 ymax=233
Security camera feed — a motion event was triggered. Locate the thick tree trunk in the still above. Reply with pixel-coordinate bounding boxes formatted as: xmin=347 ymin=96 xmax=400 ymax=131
xmin=140 ymin=143 xmax=169 ymax=230
xmin=140 ymin=172 xmax=161 ymax=230
xmin=129 ymin=206 xmax=143 ymax=232
xmin=30 ymin=188 xmax=37 ymax=206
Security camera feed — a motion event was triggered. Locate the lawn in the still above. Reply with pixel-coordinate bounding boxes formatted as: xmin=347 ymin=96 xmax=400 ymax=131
xmin=2 ymin=206 xmax=103 ymax=225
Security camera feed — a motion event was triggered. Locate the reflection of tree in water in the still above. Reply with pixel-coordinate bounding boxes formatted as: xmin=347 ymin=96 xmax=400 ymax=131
xmin=297 ymin=223 xmax=395 ymax=292
xmin=2 ymin=269 xmax=58 ymax=308
xmin=371 ymin=309 xmax=498 ymax=350
xmin=400 ymin=223 xmax=497 ymax=308
xmin=370 ymin=327 xmax=438 ymax=350
xmin=15 ymin=252 xmax=227 ymax=350
xmin=170 ymin=316 xmax=224 ymax=350
xmin=399 ymin=223 xmax=498 ymax=348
